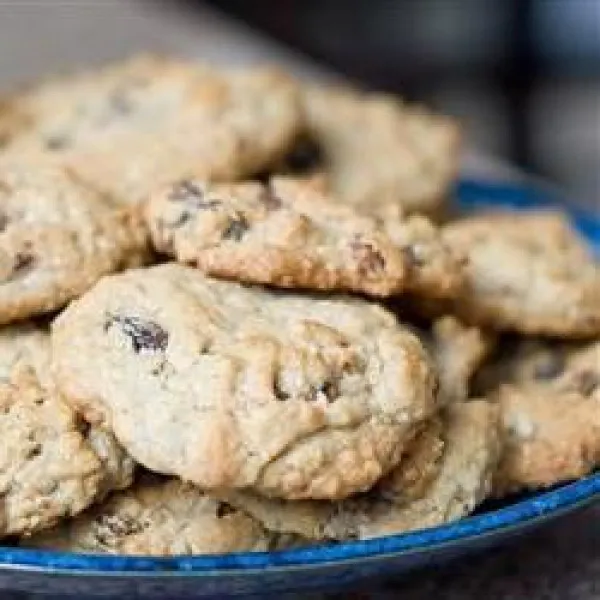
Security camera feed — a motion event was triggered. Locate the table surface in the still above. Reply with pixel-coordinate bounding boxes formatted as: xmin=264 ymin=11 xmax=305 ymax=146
xmin=0 ymin=2 xmax=597 ymax=598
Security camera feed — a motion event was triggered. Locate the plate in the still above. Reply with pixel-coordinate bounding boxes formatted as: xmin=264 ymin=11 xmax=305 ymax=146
xmin=1 ymin=179 xmax=599 ymax=599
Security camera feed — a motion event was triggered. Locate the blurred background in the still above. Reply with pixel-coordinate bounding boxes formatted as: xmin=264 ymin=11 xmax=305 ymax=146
xmin=0 ymin=0 xmax=597 ymax=213
xmin=198 ymin=0 xmax=600 ymax=212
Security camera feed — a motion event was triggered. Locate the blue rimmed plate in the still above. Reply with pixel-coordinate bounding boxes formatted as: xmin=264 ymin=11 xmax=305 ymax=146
xmin=1 ymin=179 xmax=599 ymax=599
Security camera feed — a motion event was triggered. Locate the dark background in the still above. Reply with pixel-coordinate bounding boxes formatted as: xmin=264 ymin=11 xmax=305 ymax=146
xmin=201 ymin=0 xmax=600 ymax=213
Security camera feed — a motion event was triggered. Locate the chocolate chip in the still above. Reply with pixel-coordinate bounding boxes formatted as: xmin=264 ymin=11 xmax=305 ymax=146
xmin=533 ymin=354 xmax=564 ymax=381
xmin=216 ymin=502 xmax=237 ymax=518
xmin=0 ymin=212 xmax=8 ymax=233
xmin=284 ymin=136 xmax=324 ymax=173
xmin=223 ymin=213 xmax=249 ymax=241
xmin=106 ymin=315 xmax=169 ymax=353
xmin=350 ymin=239 xmax=385 ymax=275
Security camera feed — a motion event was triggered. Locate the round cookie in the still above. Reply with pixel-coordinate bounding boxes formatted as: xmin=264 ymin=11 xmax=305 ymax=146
xmin=0 ymin=323 xmax=135 ymax=538
xmin=0 ymin=157 xmax=148 ymax=324
xmin=146 ymin=177 xmax=465 ymax=299
xmin=222 ymin=401 xmax=500 ymax=541
xmin=441 ymin=211 xmax=600 ymax=337
xmin=491 ymin=340 xmax=600 ymax=494
xmin=494 ymin=381 xmax=600 ymax=495
xmin=23 ymin=476 xmax=273 ymax=555
xmin=279 ymin=85 xmax=460 ymax=218
xmin=3 ymin=54 xmax=301 ymax=206
xmin=0 ymin=368 xmax=133 ymax=538
xmin=52 ymin=263 xmax=438 ymax=500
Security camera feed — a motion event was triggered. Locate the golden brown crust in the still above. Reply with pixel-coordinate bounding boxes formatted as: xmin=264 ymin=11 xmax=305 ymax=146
xmin=441 ymin=211 xmax=600 ymax=337
xmin=52 ymin=263 xmax=437 ymax=500
xmin=295 ymin=85 xmax=461 ymax=218
xmin=146 ymin=177 xmax=465 ymax=299
xmin=0 ymin=157 xmax=149 ymax=324
xmin=2 ymin=54 xmax=302 ymax=206
xmin=23 ymin=476 xmax=272 ymax=555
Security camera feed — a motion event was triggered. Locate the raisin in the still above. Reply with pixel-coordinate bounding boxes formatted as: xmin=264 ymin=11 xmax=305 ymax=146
xmin=96 ymin=514 xmax=143 ymax=538
xmin=168 ymin=180 xmax=222 ymax=211
xmin=169 ymin=180 xmax=204 ymax=203
xmin=216 ymin=502 xmax=237 ymax=518
xmin=533 ymin=355 xmax=564 ymax=381
xmin=261 ymin=185 xmax=283 ymax=210
xmin=318 ymin=379 xmax=340 ymax=402
xmin=8 ymin=252 xmax=35 ymax=280
xmin=106 ymin=315 xmax=169 ymax=353
xmin=284 ymin=136 xmax=324 ymax=173
xmin=44 ymin=134 xmax=70 ymax=151
xmin=571 ymin=370 xmax=599 ymax=396
xmin=350 ymin=239 xmax=385 ymax=275
xmin=273 ymin=379 xmax=290 ymax=401
xmin=223 ymin=213 xmax=249 ymax=241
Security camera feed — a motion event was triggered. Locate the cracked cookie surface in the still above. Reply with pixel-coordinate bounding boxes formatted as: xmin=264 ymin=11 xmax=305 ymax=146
xmin=147 ymin=177 xmax=465 ymax=299
xmin=0 ymin=157 xmax=148 ymax=325
xmin=2 ymin=54 xmax=301 ymax=205
xmin=222 ymin=401 xmax=500 ymax=541
xmin=52 ymin=263 xmax=437 ymax=500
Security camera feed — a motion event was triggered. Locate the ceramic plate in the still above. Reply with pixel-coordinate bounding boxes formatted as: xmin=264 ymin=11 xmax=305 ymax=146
xmin=1 ymin=179 xmax=598 ymax=599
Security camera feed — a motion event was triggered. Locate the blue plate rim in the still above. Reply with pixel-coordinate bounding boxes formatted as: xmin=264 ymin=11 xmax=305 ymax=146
xmin=1 ymin=177 xmax=598 ymax=576
xmin=3 ymin=473 xmax=599 ymax=577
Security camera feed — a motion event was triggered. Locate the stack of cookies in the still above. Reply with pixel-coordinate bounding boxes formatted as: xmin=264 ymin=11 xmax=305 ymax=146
xmin=0 ymin=55 xmax=597 ymax=556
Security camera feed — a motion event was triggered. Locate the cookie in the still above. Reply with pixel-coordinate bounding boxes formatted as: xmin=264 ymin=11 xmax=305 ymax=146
xmin=23 ymin=475 xmax=274 ymax=555
xmin=441 ymin=211 xmax=600 ymax=337
xmin=0 ymin=368 xmax=134 ymax=538
xmin=222 ymin=401 xmax=500 ymax=541
xmin=429 ymin=316 xmax=495 ymax=405
xmin=494 ymin=378 xmax=600 ymax=495
xmin=485 ymin=339 xmax=599 ymax=494
xmin=52 ymin=263 xmax=437 ymax=500
xmin=0 ymin=157 xmax=148 ymax=324
xmin=0 ymin=322 xmax=52 ymax=384
xmin=146 ymin=176 xmax=465 ymax=299
xmin=3 ymin=54 xmax=301 ymax=205
xmin=276 ymin=85 xmax=460 ymax=218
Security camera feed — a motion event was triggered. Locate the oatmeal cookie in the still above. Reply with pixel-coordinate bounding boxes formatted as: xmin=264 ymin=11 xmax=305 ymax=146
xmin=146 ymin=177 xmax=465 ymax=299
xmin=23 ymin=475 xmax=273 ymax=555
xmin=441 ymin=211 xmax=600 ymax=337
xmin=0 ymin=157 xmax=148 ymax=324
xmin=0 ymin=369 xmax=133 ymax=538
xmin=52 ymin=263 xmax=437 ymax=500
xmin=2 ymin=54 xmax=301 ymax=205
xmin=222 ymin=401 xmax=499 ymax=541
xmin=277 ymin=85 xmax=460 ymax=218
